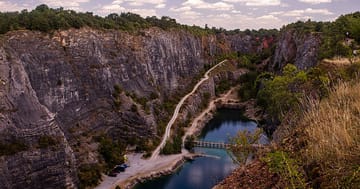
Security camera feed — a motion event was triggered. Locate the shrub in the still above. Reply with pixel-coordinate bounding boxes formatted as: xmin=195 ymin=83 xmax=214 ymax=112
xmin=238 ymin=71 xmax=259 ymax=101
xmin=262 ymin=151 xmax=307 ymax=189
xmin=0 ymin=139 xmax=28 ymax=156
xmin=184 ymin=135 xmax=195 ymax=151
xmin=112 ymin=84 xmax=122 ymax=109
xmin=98 ymin=136 xmax=125 ymax=169
xmin=78 ymin=163 xmax=103 ymax=189
xmin=38 ymin=135 xmax=57 ymax=148
xmin=215 ymin=79 xmax=231 ymax=96
xmin=229 ymin=128 xmax=262 ymax=164
xmin=161 ymin=135 xmax=182 ymax=155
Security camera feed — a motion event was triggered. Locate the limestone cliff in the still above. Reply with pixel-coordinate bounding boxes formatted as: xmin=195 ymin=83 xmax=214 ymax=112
xmin=271 ymin=29 xmax=321 ymax=71
xmin=0 ymin=27 xmax=266 ymax=188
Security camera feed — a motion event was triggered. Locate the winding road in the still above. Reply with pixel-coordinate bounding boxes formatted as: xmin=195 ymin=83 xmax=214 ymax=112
xmin=150 ymin=60 xmax=227 ymax=160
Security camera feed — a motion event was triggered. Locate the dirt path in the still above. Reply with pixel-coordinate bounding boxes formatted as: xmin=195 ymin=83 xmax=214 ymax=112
xmin=182 ymin=86 xmax=239 ymax=145
xmin=95 ymin=86 xmax=240 ymax=189
xmin=95 ymin=60 xmax=229 ymax=189
xmin=150 ymin=60 xmax=227 ymax=160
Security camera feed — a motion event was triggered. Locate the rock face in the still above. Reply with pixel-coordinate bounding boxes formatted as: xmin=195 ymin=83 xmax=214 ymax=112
xmin=271 ymin=29 xmax=321 ymax=71
xmin=0 ymin=27 xmax=266 ymax=188
xmin=0 ymin=44 xmax=77 ymax=188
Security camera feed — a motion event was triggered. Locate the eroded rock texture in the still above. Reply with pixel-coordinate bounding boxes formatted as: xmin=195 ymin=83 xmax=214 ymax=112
xmin=0 ymin=27 xmax=269 ymax=188
xmin=271 ymin=29 xmax=321 ymax=71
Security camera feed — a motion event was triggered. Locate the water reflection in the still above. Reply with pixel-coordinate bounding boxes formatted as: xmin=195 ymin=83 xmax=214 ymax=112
xmin=134 ymin=108 xmax=263 ymax=189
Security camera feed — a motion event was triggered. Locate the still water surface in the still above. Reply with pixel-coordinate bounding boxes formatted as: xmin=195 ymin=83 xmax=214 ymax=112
xmin=134 ymin=108 xmax=264 ymax=189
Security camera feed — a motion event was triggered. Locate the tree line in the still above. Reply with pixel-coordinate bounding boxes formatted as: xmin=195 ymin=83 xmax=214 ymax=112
xmin=0 ymin=4 xmax=281 ymax=38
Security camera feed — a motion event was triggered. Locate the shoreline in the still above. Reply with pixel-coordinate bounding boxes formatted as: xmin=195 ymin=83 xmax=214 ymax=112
xmin=96 ymin=86 xmax=252 ymax=189
xmin=128 ymin=87 xmax=242 ymax=189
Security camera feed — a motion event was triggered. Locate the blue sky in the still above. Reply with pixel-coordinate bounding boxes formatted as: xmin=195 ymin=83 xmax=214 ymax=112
xmin=0 ymin=0 xmax=359 ymax=29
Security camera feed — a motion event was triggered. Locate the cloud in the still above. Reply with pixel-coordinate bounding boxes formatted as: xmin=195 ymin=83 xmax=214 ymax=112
xmin=305 ymin=8 xmax=333 ymax=15
xmin=40 ymin=0 xmax=90 ymax=8
xmin=169 ymin=6 xmax=201 ymax=20
xmin=101 ymin=4 xmax=125 ymax=12
xmin=222 ymin=0 xmax=281 ymax=6
xmin=182 ymin=0 xmax=234 ymax=11
xmin=0 ymin=1 xmax=30 ymax=11
xmin=298 ymin=0 xmax=331 ymax=4
xmin=169 ymin=6 xmax=192 ymax=12
xmin=282 ymin=8 xmax=333 ymax=17
xmin=155 ymin=4 xmax=166 ymax=8
xmin=121 ymin=0 xmax=166 ymax=6
xmin=127 ymin=8 xmax=158 ymax=17
xmin=182 ymin=12 xmax=284 ymax=30
xmin=100 ymin=0 xmax=164 ymax=16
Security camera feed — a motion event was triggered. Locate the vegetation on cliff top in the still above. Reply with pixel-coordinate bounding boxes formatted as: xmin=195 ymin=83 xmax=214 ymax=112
xmin=283 ymin=12 xmax=360 ymax=60
xmin=0 ymin=4 xmax=278 ymax=37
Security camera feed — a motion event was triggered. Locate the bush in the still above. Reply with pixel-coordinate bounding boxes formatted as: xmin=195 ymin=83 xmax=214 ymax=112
xmin=0 ymin=139 xmax=28 ymax=156
xmin=238 ymin=71 xmax=258 ymax=101
xmin=112 ymin=84 xmax=122 ymax=109
xmin=184 ymin=135 xmax=195 ymax=151
xmin=78 ymin=163 xmax=103 ymax=189
xmin=161 ymin=135 xmax=182 ymax=155
xmin=262 ymin=151 xmax=307 ymax=189
xmin=38 ymin=135 xmax=57 ymax=148
xmin=229 ymin=128 xmax=262 ymax=164
xmin=98 ymin=136 xmax=125 ymax=169
xmin=215 ymin=79 xmax=231 ymax=96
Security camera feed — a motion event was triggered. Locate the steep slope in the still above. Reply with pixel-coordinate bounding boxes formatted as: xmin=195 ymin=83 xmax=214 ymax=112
xmin=0 ymin=27 xmax=268 ymax=188
xmin=270 ymin=29 xmax=321 ymax=71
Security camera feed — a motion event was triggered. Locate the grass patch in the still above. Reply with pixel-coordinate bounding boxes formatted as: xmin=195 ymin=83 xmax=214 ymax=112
xmin=301 ymin=81 xmax=360 ymax=187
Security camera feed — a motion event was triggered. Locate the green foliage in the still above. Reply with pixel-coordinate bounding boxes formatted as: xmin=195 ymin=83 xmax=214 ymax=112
xmin=0 ymin=139 xmax=28 ymax=156
xmin=215 ymin=80 xmax=231 ymax=96
xmin=282 ymin=13 xmax=360 ymax=60
xmin=262 ymin=151 xmax=307 ymax=189
xmin=78 ymin=163 xmax=103 ymax=189
xmin=229 ymin=128 xmax=262 ymax=164
xmin=112 ymin=84 xmax=122 ymax=109
xmin=161 ymin=134 xmax=182 ymax=155
xmin=97 ymin=136 xmax=125 ymax=169
xmin=256 ymin=64 xmax=310 ymax=119
xmin=38 ymin=135 xmax=57 ymax=148
xmin=149 ymin=92 xmax=159 ymax=100
xmin=0 ymin=4 xmax=216 ymax=35
xmin=184 ymin=135 xmax=195 ymax=151
xmin=238 ymin=71 xmax=259 ymax=101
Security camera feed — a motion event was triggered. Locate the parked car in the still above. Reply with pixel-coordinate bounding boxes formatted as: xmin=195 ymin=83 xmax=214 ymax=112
xmin=113 ymin=164 xmax=128 ymax=172
xmin=108 ymin=171 xmax=117 ymax=177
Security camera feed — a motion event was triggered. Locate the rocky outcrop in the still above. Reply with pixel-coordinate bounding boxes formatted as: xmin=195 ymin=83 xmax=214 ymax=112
xmin=0 ymin=45 xmax=77 ymax=188
xmin=271 ymin=29 xmax=321 ymax=71
xmin=0 ymin=27 xmax=267 ymax=188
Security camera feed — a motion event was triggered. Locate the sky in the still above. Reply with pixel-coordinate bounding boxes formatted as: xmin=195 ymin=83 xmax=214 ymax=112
xmin=0 ymin=0 xmax=359 ymax=30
